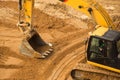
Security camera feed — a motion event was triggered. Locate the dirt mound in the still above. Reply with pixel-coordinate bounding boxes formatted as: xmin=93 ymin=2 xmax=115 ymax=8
xmin=0 ymin=1 xmax=18 ymax=29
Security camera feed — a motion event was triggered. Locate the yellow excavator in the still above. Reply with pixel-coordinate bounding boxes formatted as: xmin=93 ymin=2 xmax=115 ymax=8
xmin=59 ymin=0 xmax=120 ymax=78
xmin=17 ymin=0 xmax=53 ymax=58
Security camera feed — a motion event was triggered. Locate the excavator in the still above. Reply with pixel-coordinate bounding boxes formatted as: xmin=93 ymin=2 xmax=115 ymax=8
xmin=17 ymin=0 xmax=53 ymax=58
xmin=59 ymin=0 xmax=120 ymax=79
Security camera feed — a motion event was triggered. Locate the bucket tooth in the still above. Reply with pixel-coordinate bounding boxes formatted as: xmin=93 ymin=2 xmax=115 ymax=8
xmin=48 ymin=43 xmax=53 ymax=47
xmin=45 ymin=51 xmax=51 ymax=54
xmin=43 ymin=53 xmax=49 ymax=56
xmin=49 ymin=49 xmax=53 ymax=52
xmin=41 ymin=55 xmax=46 ymax=59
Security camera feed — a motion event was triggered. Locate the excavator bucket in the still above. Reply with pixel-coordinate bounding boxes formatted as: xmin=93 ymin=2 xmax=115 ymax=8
xmin=20 ymin=29 xmax=53 ymax=59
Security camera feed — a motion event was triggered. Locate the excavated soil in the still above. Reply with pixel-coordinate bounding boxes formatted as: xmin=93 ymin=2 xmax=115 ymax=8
xmin=0 ymin=0 xmax=120 ymax=80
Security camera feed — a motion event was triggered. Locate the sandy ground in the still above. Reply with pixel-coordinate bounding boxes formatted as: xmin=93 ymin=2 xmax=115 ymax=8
xmin=0 ymin=0 xmax=120 ymax=80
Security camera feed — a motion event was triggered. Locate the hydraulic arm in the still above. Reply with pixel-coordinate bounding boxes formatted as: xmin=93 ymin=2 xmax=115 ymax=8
xmin=60 ymin=0 xmax=115 ymax=29
xmin=17 ymin=0 xmax=53 ymax=58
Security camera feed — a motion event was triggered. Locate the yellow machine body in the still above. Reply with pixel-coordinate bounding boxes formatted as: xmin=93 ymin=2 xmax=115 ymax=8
xmin=60 ymin=0 xmax=120 ymax=73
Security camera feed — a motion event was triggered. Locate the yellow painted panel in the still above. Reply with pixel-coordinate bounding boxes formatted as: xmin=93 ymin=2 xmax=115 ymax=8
xmin=65 ymin=0 xmax=92 ymax=16
xmin=92 ymin=27 xmax=108 ymax=36
xmin=23 ymin=0 xmax=34 ymax=25
xmin=64 ymin=0 xmax=115 ymax=29
xmin=87 ymin=61 xmax=120 ymax=73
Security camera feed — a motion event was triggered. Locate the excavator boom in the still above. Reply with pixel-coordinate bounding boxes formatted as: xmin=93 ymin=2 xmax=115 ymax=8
xmin=60 ymin=0 xmax=115 ymax=29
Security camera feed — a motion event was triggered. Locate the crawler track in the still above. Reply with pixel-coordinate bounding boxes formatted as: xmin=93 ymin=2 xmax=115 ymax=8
xmin=73 ymin=63 xmax=120 ymax=79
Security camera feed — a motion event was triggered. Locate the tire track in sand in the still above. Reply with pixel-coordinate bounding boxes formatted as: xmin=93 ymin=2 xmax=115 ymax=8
xmin=48 ymin=46 xmax=85 ymax=80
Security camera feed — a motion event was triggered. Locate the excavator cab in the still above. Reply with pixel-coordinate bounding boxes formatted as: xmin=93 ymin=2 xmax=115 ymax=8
xmin=87 ymin=30 xmax=120 ymax=72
